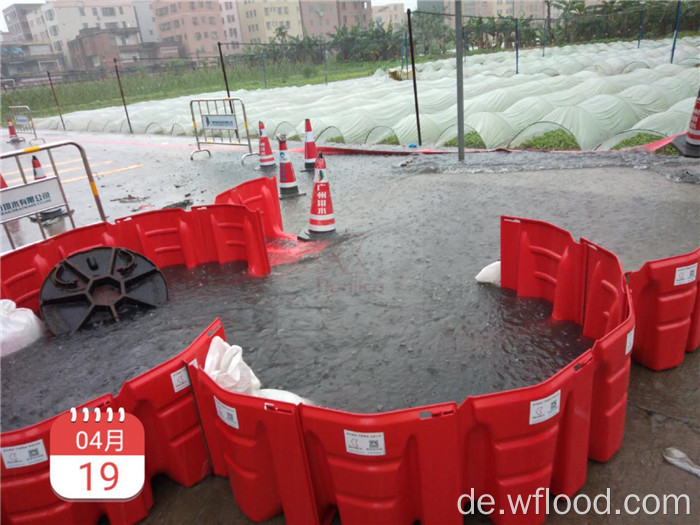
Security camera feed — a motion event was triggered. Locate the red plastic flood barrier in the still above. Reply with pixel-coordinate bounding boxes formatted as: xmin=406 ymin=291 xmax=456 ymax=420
xmin=215 ymin=176 xmax=290 ymax=240
xmin=627 ymin=247 xmax=700 ymax=370
xmin=188 ymin=364 xmax=318 ymax=525
xmin=0 ymin=204 xmax=270 ymax=313
xmin=0 ymin=319 xmax=224 ymax=525
xmin=0 ymin=395 xmax=153 ymax=525
xmin=186 ymin=217 xmax=634 ymax=525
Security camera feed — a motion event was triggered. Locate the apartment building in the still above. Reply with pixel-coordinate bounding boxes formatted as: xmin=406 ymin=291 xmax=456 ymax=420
xmin=299 ymin=1 xmax=338 ymax=38
xmin=337 ymin=1 xmax=372 ymax=30
xmin=372 ymin=3 xmax=404 ymax=28
xmin=152 ymin=1 xmax=225 ymax=56
xmin=238 ymin=0 xmax=303 ymax=45
xmin=67 ymin=26 xmax=141 ymax=69
xmin=133 ymin=0 xmax=160 ymax=42
xmin=2 ymin=3 xmax=42 ymax=42
xmin=464 ymin=1 xmax=546 ymax=19
xmin=26 ymin=1 xmax=139 ymax=67
xmin=220 ymin=1 xmax=243 ymax=51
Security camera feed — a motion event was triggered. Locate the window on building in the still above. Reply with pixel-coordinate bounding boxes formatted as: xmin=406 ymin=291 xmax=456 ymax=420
xmin=190 ymin=2 xmax=195 ymax=9
xmin=53 ymin=40 xmax=62 ymax=51
xmin=204 ymin=31 xmax=208 ymax=38
xmin=92 ymin=7 xmax=97 ymax=15
xmin=193 ymin=16 xmax=199 ymax=24
xmin=266 ymin=21 xmax=270 ymax=29
xmin=264 ymin=7 xmax=268 ymax=15
xmin=173 ymin=19 xmax=180 ymax=27
xmin=209 ymin=16 xmax=215 ymax=24
xmin=170 ymin=5 xmax=177 ymax=13
xmin=284 ymin=7 xmax=289 ymax=14
xmin=106 ymin=22 xmax=118 ymax=29
xmin=286 ymin=21 xmax=290 ymax=28
xmin=79 ymin=8 xmax=85 ymax=16
xmin=160 ymin=22 xmax=172 ymax=31
xmin=278 ymin=7 xmax=282 ymax=15
xmin=82 ymin=22 xmax=88 ymax=28
xmin=213 ymin=44 xmax=217 ymax=52
xmin=119 ymin=7 xmax=124 ymax=15
xmin=45 ymin=9 xmax=54 ymax=20
xmin=195 ymin=32 xmax=201 ymax=40
xmin=49 ymin=25 xmax=58 ymax=36
xmin=211 ymin=31 xmax=217 ymax=38
xmin=102 ymin=7 xmax=116 ymax=16
xmin=95 ymin=22 xmax=100 ymax=28
xmin=156 ymin=7 xmax=169 ymax=16
xmin=206 ymin=1 xmax=212 ymax=8
xmin=122 ymin=21 xmax=127 ymax=28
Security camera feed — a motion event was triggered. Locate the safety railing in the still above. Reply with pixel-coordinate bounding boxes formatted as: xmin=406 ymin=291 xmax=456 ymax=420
xmin=8 ymin=106 xmax=44 ymax=145
xmin=1 ymin=141 xmax=107 ymax=250
xmin=189 ymin=97 xmax=253 ymax=160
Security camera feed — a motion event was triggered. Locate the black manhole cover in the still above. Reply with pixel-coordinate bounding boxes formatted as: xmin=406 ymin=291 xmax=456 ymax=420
xmin=39 ymin=247 xmax=168 ymax=335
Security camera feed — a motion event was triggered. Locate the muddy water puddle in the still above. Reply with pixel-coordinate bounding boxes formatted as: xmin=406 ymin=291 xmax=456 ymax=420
xmin=1 ymin=241 xmax=592 ymax=431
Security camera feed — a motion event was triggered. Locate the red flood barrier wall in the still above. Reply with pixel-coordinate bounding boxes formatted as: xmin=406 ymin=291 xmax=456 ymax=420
xmin=214 ymin=176 xmax=290 ymax=240
xmin=187 ymin=216 xmax=634 ymax=525
xmin=0 ymin=319 xmax=224 ymax=525
xmin=627 ymin=247 xmax=700 ymax=370
xmin=0 ymin=204 xmax=270 ymax=313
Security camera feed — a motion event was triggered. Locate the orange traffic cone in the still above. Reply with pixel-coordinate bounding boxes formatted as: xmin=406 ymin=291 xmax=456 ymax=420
xmin=1 ymin=173 xmax=7 ymax=189
xmin=7 ymin=118 xmax=23 ymax=144
xmin=298 ymin=152 xmax=335 ymax=241
xmin=672 ymin=86 xmax=700 ymax=157
xmin=258 ymin=121 xmax=276 ymax=170
xmin=304 ymin=118 xmax=317 ymax=172
xmin=32 ymin=156 xmax=46 ymax=180
xmin=277 ymin=134 xmax=305 ymax=199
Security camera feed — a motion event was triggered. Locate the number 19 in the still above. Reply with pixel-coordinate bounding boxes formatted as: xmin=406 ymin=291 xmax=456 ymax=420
xmin=79 ymin=462 xmax=119 ymax=491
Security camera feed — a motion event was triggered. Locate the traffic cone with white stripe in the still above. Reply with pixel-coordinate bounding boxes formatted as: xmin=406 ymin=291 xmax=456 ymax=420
xmin=6 ymin=118 xmax=23 ymax=144
xmin=277 ymin=134 xmax=305 ymax=199
xmin=32 ymin=156 xmax=46 ymax=180
xmin=1 ymin=173 xmax=7 ymax=189
xmin=298 ymin=153 xmax=336 ymax=241
xmin=304 ymin=118 xmax=317 ymax=172
xmin=672 ymin=86 xmax=700 ymax=157
xmin=258 ymin=121 xmax=276 ymax=171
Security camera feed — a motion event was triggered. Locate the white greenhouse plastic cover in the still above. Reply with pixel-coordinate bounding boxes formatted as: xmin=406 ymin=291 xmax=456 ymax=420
xmin=36 ymin=36 xmax=700 ymax=150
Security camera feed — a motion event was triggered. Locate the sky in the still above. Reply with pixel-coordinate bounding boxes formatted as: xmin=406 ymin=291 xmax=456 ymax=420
xmin=0 ymin=0 xmax=418 ymax=33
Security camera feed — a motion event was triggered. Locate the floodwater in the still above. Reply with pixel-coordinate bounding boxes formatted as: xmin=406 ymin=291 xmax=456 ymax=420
xmin=1 ymin=237 xmax=593 ymax=431
xmin=2 ymin=139 xmax=699 ymax=432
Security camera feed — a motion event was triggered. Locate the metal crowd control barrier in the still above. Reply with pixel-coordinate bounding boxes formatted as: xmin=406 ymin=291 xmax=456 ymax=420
xmin=1 ymin=141 xmax=107 ymax=250
xmin=9 ymin=105 xmax=45 ymax=145
xmin=190 ymin=97 xmax=253 ymax=160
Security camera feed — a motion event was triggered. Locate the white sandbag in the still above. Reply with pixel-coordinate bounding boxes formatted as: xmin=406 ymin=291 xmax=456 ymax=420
xmin=254 ymin=388 xmax=314 ymax=406
xmin=203 ymin=335 xmax=227 ymax=379
xmin=475 ymin=261 xmax=501 ymax=286
xmin=0 ymin=299 xmax=45 ymax=357
xmin=204 ymin=336 xmax=261 ymax=394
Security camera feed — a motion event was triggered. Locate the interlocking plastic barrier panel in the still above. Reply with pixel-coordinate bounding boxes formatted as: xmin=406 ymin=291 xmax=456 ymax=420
xmin=187 ymin=216 xmax=634 ymax=525
xmin=214 ymin=176 xmax=289 ymax=240
xmin=627 ymin=247 xmax=700 ymax=370
xmin=0 ymin=319 xmax=224 ymax=525
xmin=0 ymin=204 xmax=270 ymax=313
xmin=215 ymin=176 xmax=331 ymax=266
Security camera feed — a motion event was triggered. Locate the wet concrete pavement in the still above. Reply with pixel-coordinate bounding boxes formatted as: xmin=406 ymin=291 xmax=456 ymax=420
xmin=1 ymin=129 xmax=699 ymax=524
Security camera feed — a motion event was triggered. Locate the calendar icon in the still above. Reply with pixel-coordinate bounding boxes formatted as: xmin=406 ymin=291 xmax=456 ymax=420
xmin=50 ymin=407 xmax=145 ymax=501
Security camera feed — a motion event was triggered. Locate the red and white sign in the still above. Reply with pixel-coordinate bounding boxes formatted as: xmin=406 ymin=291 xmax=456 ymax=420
xmin=50 ymin=407 xmax=145 ymax=501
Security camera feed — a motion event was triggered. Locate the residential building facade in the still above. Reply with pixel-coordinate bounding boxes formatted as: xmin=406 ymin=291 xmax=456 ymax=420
xmin=152 ymin=0 xmax=224 ymax=57
xmin=26 ymin=1 xmax=139 ymax=67
xmin=372 ymin=3 xmax=404 ymax=28
xmin=2 ymin=3 xmax=42 ymax=42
